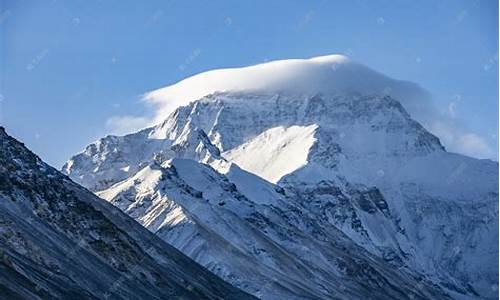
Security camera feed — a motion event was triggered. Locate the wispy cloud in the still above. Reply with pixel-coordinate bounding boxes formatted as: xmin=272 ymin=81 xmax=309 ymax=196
xmin=430 ymin=121 xmax=496 ymax=160
xmin=105 ymin=115 xmax=152 ymax=136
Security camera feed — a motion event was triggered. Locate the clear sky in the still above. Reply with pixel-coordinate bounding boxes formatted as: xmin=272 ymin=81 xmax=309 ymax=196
xmin=1 ymin=0 xmax=498 ymax=167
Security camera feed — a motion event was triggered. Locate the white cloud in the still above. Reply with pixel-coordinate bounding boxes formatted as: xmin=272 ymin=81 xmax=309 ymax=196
xmin=142 ymin=54 xmax=432 ymax=124
xmin=105 ymin=116 xmax=152 ymax=136
xmin=430 ymin=121 xmax=496 ymax=160
xmin=457 ymin=134 xmax=494 ymax=158
xmin=447 ymin=102 xmax=457 ymax=118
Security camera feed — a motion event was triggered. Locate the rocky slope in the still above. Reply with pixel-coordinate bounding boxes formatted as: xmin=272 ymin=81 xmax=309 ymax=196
xmin=64 ymin=55 xmax=498 ymax=299
xmin=0 ymin=127 xmax=255 ymax=300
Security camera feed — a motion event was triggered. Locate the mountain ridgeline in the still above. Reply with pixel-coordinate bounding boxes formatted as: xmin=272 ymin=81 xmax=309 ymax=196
xmin=60 ymin=55 xmax=498 ymax=299
xmin=0 ymin=127 xmax=255 ymax=300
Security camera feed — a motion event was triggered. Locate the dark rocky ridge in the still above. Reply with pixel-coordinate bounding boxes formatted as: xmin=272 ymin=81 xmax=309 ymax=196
xmin=0 ymin=127 xmax=255 ymax=300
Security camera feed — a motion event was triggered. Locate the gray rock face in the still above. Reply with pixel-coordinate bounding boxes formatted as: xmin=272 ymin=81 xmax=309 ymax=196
xmin=0 ymin=127 xmax=255 ymax=300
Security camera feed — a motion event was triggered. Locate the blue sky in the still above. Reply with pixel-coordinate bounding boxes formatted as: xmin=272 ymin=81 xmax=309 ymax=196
xmin=1 ymin=0 xmax=498 ymax=167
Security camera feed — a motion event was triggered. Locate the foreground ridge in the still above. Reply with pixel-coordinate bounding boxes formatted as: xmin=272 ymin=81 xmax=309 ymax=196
xmin=0 ymin=127 xmax=255 ymax=300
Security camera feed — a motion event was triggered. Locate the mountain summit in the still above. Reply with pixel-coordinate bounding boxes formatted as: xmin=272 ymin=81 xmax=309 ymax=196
xmin=64 ymin=56 xmax=498 ymax=299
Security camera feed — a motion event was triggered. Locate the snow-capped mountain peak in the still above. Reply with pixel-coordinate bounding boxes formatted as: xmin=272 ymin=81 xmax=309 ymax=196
xmin=63 ymin=57 xmax=498 ymax=299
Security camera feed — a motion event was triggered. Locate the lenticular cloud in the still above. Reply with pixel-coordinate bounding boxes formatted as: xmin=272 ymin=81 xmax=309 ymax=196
xmin=143 ymin=54 xmax=432 ymax=124
xmin=135 ymin=54 xmax=493 ymax=159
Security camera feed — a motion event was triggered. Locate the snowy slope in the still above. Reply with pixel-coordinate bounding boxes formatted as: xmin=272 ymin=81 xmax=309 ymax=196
xmin=64 ymin=55 xmax=498 ymax=299
xmin=97 ymin=157 xmax=450 ymax=300
xmin=0 ymin=127 xmax=254 ymax=300
xmin=223 ymin=124 xmax=318 ymax=183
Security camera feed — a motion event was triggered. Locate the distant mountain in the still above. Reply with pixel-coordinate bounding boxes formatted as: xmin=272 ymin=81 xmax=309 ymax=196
xmin=0 ymin=127 xmax=255 ymax=300
xmin=64 ymin=55 xmax=498 ymax=299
